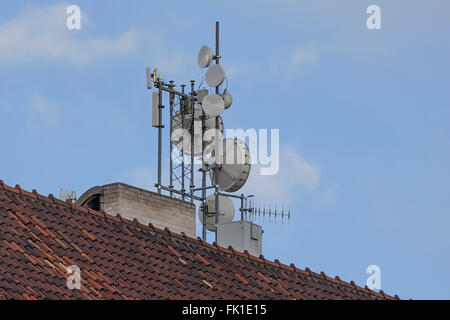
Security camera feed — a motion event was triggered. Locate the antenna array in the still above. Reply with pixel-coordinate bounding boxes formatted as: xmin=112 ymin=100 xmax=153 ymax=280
xmin=146 ymin=22 xmax=291 ymax=241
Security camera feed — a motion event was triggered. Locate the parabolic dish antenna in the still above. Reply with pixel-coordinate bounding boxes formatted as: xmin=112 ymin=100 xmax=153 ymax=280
xmin=222 ymin=89 xmax=233 ymax=109
xmin=205 ymin=64 xmax=226 ymax=87
xmin=202 ymin=93 xmax=225 ymax=117
xmin=171 ymin=110 xmax=224 ymax=156
xmin=198 ymin=45 xmax=213 ymax=69
xmin=209 ymin=138 xmax=251 ymax=192
xmin=198 ymin=194 xmax=235 ymax=231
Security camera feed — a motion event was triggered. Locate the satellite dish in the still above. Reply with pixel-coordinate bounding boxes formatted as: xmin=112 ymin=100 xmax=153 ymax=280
xmin=197 ymin=89 xmax=209 ymax=103
xmin=198 ymin=45 xmax=213 ymax=69
xmin=222 ymin=89 xmax=233 ymax=109
xmin=209 ymin=138 xmax=251 ymax=192
xmin=202 ymin=93 xmax=225 ymax=117
xmin=198 ymin=194 xmax=235 ymax=231
xmin=206 ymin=64 xmax=226 ymax=87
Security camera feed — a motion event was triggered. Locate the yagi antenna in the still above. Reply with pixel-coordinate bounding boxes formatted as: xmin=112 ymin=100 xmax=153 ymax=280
xmin=247 ymin=199 xmax=291 ymax=224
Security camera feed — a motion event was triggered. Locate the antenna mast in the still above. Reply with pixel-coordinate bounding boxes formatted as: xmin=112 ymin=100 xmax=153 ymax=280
xmin=214 ymin=21 xmax=220 ymax=242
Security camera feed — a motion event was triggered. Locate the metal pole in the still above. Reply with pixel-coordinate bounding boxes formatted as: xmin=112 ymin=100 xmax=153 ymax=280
xmin=214 ymin=21 xmax=220 ymax=242
xmin=201 ymin=99 xmax=207 ymax=241
xmin=181 ymin=85 xmax=186 ymax=201
xmin=240 ymin=194 xmax=244 ymax=220
xmin=245 ymin=197 xmax=248 ymax=221
xmin=190 ymin=80 xmax=195 ymax=204
xmin=157 ymin=82 xmax=163 ymax=194
xmin=169 ymin=81 xmax=174 ymax=198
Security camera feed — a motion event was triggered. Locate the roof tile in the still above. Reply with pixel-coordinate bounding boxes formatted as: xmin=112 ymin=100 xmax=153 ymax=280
xmin=0 ymin=181 xmax=399 ymax=300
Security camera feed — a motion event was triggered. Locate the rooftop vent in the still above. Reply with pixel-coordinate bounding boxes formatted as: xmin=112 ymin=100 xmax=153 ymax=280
xmin=76 ymin=182 xmax=196 ymax=237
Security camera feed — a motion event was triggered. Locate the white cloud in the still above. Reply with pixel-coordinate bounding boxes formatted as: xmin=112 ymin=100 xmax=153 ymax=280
xmin=28 ymin=93 xmax=58 ymax=130
xmin=290 ymin=45 xmax=319 ymax=69
xmin=243 ymin=145 xmax=321 ymax=204
xmin=0 ymin=4 xmax=138 ymax=64
xmin=272 ymin=44 xmax=320 ymax=76
xmin=141 ymin=33 xmax=193 ymax=76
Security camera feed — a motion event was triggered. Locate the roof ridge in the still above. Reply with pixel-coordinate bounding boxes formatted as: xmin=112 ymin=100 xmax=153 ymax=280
xmin=0 ymin=179 xmax=399 ymax=300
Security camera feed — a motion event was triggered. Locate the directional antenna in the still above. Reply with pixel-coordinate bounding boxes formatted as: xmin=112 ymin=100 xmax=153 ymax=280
xmin=198 ymin=45 xmax=213 ymax=68
xmin=202 ymin=93 xmax=225 ymax=117
xmin=146 ymin=67 xmax=152 ymax=89
xmin=209 ymin=138 xmax=251 ymax=192
xmin=222 ymin=89 xmax=232 ymax=109
xmin=152 ymin=68 xmax=157 ymax=83
xmin=199 ymin=194 xmax=235 ymax=231
xmin=171 ymin=110 xmax=224 ymax=156
xmin=197 ymin=89 xmax=209 ymax=103
xmin=206 ymin=64 xmax=226 ymax=87
xmin=250 ymin=202 xmax=291 ymax=224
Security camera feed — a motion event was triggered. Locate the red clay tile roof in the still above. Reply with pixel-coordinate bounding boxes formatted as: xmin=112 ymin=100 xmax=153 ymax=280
xmin=0 ymin=180 xmax=399 ymax=300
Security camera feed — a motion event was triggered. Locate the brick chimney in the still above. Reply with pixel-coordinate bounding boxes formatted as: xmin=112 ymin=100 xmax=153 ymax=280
xmin=76 ymin=182 xmax=196 ymax=237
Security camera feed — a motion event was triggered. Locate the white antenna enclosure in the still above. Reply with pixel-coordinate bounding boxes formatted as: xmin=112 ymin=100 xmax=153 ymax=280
xmin=202 ymin=93 xmax=225 ymax=117
xmin=146 ymin=67 xmax=152 ymax=89
xmin=198 ymin=45 xmax=213 ymax=68
xmin=198 ymin=194 xmax=235 ymax=231
xmin=206 ymin=64 xmax=226 ymax=87
xmin=152 ymin=92 xmax=159 ymax=127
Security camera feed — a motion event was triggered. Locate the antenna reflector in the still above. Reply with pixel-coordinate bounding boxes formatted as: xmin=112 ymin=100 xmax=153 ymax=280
xmin=197 ymin=89 xmax=209 ymax=103
xmin=170 ymin=109 xmax=224 ymax=156
xmin=146 ymin=67 xmax=152 ymax=89
xmin=199 ymin=194 xmax=235 ymax=231
xmin=198 ymin=45 xmax=213 ymax=68
xmin=202 ymin=93 xmax=225 ymax=117
xmin=171 ymin=111 xmax=223 ymax=156
xmin=210 ymin=138 xmax=251 ymax=192
xmin=206 ymin=64 xmax=226 ymax=87
xmin=152 ymin=92 xmax=159 ymax=127
xmin=222 ymin=89 xmax=232 ymax=109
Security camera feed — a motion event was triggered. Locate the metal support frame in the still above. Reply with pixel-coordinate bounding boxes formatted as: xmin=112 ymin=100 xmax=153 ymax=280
xmin=169 ymin=81 xmax=174 ymax=197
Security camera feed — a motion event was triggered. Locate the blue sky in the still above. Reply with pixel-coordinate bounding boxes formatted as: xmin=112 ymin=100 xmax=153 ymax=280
xmin=1 ymin=0 xmax=449 ymax=299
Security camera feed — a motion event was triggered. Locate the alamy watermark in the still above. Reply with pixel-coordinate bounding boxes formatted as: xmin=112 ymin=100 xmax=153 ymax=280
xmin=171 ymin=127 xmax=280 ymax=176
xmin=367 ymin=5 xmax=381 ymax=30
xmin=66 ymin=265 xmax=81 ymax=290
xmin=66 ymin=5 xmax=81 ymax=30
xmin=366 ymin=265 xmax=381 ymax=290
